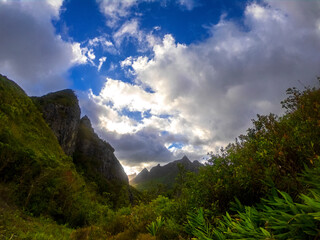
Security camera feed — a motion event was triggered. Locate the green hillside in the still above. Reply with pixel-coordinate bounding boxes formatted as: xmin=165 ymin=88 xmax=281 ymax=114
xmin=0 ymin=75 xmax=102 ymax=228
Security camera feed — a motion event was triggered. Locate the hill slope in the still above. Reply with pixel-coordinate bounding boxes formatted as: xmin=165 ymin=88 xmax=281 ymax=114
xmin=0 ymin=74 xmax=98 ymax=226
xmin=0 ymin=74 xmax=132 ymax=228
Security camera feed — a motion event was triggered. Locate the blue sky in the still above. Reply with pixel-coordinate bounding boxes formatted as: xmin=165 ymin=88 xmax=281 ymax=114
xmin=55 ymin=0 xmax=248 ymax=94
xmin=1 ymin=0 xmax=320 ymax=174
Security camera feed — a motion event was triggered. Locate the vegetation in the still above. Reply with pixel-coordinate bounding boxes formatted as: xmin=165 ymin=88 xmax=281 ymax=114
xmin=1 ymin=73 xmax=320 ymax=239
xmin=0 ymin=75 xmax=107 ymax=228
xmin=31 ymin=89 xmax=79 ymax=108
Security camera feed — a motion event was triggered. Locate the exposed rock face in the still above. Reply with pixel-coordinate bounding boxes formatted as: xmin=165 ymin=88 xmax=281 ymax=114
xmin=32 ymin=89 xmax=80 ymax=156
xmin=74 ymin=116 xmax=128 ymax=184
xmin=34 ymin=90 xmax=129 ymax=186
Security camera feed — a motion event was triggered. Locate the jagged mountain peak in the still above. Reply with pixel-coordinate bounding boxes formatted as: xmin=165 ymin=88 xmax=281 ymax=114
xmin=181 ymin=155 xmax=189 ymax=161
xmin=34 ymin=89 xmax=78 ymax=107
xmin=131 ymin=156 xmax=203 ymax=189
xmin=34 ymin=87 xmax=128 ymax=186
xmin=141 ymin=168 xmax=149 ymax=173
xmin=80 ymin=115 xmax=93 ymax=130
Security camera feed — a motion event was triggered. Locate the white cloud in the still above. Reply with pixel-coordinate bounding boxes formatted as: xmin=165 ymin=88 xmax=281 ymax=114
xmin=104 ymin=40 xmax=114 ymax=47
xmin=113 ymin=19 xmax=141 ymax=46
xmin=87 ymin=49 xmax=96 ymax=60
xmin=47 ymin=0 xmax=64 ymax=17
xmin=83 ymin=1 xmax=320 ymax=172
xmin=113 ymin=19 xmax=161 ymax=52
xmin=98 ymin=56 xmax=107 ymax=71
xmin=88 ymin=36 xmax=118 ymax=54
xmin=120 ymin=56 xmax=133 ymax=68
xmin=71 ymin=43 xmax=88 ymax=64
xmin=0 ymin=1 xmax=88 ymax=95
xmin=97 ymin=0 xmax=138 ymax=27
xmin=97 ymin=0 xmax=197 ymax=28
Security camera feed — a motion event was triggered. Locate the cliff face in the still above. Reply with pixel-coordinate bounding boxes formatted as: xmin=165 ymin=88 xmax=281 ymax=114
xmin=74 ymin=116 xmax=128 ymax=184
xmin=34 ymin=89 xmax=129 ymax=198
xmin=32 ymin=89 xmax=80 ymax=156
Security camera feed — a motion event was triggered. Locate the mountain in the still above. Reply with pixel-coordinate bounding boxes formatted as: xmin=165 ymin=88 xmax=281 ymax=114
xmin=33 ymin=89 xmax=128 ymax=183
xmin=74 ymin=116 xmax=128 ymax=184
xmin=32 ymin=85 xmax=130 ymax=206
xmin=131 ymin=156 xmax=203 ymax=190
xmin=32 ymin=89 xmax=80 ymax=156
xmin=0 ymin=74 xmax=132 ymax=227
xmin=0 ymin=74 xmax=92 ymax=226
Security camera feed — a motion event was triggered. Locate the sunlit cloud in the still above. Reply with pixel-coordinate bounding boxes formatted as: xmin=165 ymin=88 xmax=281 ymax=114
xmin=82 ymin=1 xmax=320 ymax=174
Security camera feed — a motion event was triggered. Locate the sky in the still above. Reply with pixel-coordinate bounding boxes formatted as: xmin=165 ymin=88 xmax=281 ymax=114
xmin=1 ymin=0 xmax=320 ymax=174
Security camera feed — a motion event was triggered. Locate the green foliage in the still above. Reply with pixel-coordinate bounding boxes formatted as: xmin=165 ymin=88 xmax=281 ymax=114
xmin=186 ymin=165 xmax=320 ymax=240
xmin=185 ymin=208 xmax=214 ymax=240
xmin=177 ymin=83 xmax=320 ymax=215
xmin=32 ymin=89 xmax=78 ymax=108
xmin=147 ymin=216 xmax=165 ymax=236
xmin=0 ymin=184 xmax=73 ymax=240
xmin=0 ymin=75 xmax=107 ymax=227
xmin=101 ymin=195 xmax=183 ymax=240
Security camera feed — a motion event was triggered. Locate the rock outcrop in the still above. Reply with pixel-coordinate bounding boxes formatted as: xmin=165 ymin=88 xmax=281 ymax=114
xmin=74 ymin=116 xmax=128 ymax=184
xmin=32 ymin=89 xmax=80 ymax=156
xmin=33 ymin=89 xmax=129 ymax=190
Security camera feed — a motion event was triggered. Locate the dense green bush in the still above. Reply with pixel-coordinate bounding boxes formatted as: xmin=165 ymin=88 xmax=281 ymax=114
xmin=176 ymin=84 xmax=320 ymax=216
xmin=186 ymin=164 xmax=320 ymax=240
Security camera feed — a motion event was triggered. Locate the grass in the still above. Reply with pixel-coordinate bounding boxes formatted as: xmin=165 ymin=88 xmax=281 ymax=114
xmin=0 ymin=184 xmax=73 ymax=240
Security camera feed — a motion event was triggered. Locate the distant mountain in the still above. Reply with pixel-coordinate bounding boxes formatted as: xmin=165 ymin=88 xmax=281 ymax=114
xmin=131 ymin=156 xmax=203 ymax=190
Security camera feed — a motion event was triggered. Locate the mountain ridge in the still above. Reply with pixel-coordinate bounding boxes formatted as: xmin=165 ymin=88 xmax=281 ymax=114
xmin=131 ymin=155 xmax=203 ymax=190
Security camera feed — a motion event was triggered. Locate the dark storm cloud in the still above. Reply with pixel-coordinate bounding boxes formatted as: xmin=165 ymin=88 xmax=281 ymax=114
xmin=100 ymin=129 xmax=174 ymax=165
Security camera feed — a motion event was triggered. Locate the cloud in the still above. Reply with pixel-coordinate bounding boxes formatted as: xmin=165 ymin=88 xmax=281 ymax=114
xmin=83 ymin=1 xmax=320 ymax=173
xmin=97 ymin=0 xmax=198 ymax=28
xmin=98 ymin=57 xmax=107 ymax=71
xmin=177 ymin=0 xmax=197 ymax=10
xmin=113 ymin=19 xmax=161 ymax=51
xmin=0 ymin=0 xmax=87 ymax=95
xmin=113 ymin=19 xmax=141 ymax=46
xmin=71 ymin=43 xmax=89 ymax=64
xmin=88 ymin=36 xmax=117 ymax=54
xmin=97 ymin=0 xmax=138 ymax=27
xmin=87 ymin=49 xmax=96 ymax=60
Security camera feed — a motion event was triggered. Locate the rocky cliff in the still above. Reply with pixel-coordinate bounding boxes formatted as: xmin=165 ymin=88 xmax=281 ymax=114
xmin=32 ymin=89 xmax=80 ymax=156
xmin=74 ymin=116 xmax=128 ymax=184
xmin=33 ymin=89 xmax=129 ymax=200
